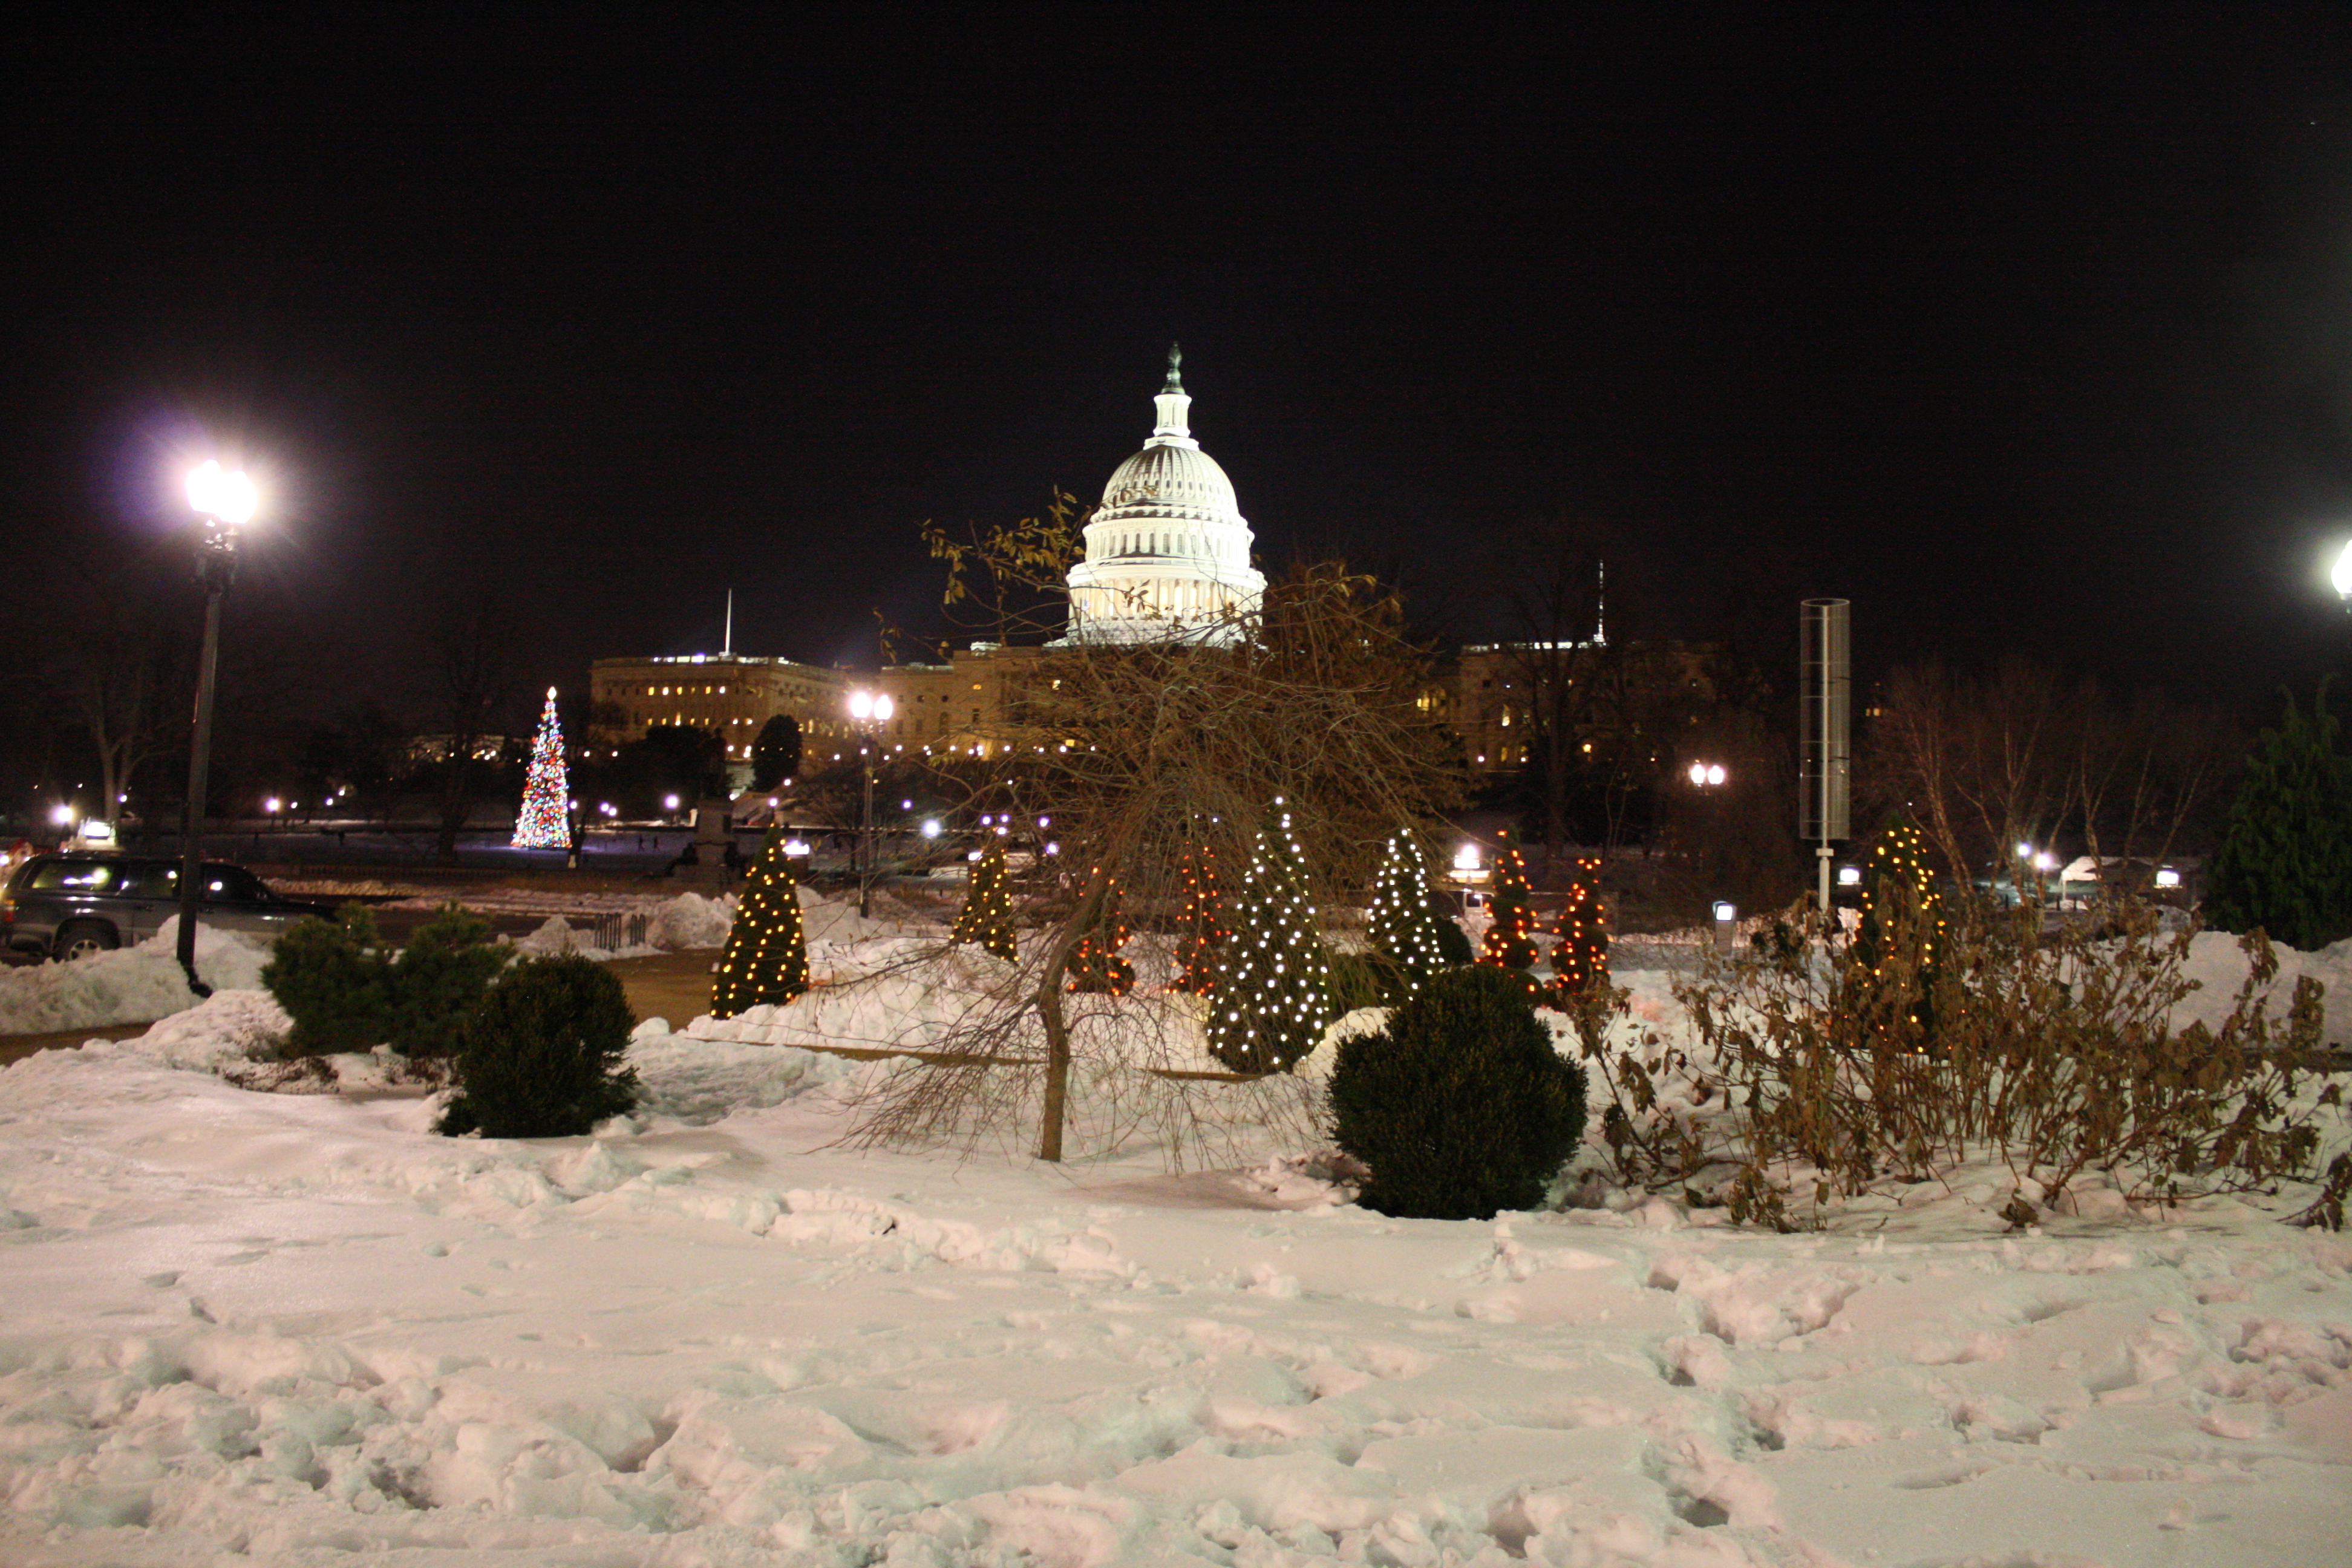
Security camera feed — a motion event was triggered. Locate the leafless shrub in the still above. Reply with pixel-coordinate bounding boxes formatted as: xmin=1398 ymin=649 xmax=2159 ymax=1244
xmin=1670 ymin=899 xmax=2330 ymax=1224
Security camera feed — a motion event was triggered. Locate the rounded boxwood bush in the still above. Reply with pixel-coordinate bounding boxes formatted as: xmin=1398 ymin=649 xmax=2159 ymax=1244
xmin=1329 ymin=964 xmax=1587 ymax=1220
xmin=387 ymin=904 xmax=510 ymax=1060
xmin=438 ymin=955 xmax=638 ymax=1138
xmin=261 ymin=905 xmax=391 ymax=1057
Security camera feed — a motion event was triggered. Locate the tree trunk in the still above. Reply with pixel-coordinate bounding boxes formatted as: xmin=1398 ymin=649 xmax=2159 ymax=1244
xmin=1034 ymin=869 xmax=1111 ymax=1162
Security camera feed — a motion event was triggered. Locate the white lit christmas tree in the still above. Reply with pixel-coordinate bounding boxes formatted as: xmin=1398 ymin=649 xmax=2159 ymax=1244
xmin=1204 ymin=798 xmax=1336 ymax=1074
xmin=511 ymin=687 xmax=570 ymax=850
xmin=1366 ymin=831 xmax=1448 ymax=999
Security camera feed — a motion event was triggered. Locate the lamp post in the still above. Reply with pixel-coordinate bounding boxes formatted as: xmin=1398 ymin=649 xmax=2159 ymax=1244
xmin=847 ymin=689 xmax=894 ymax=918
xmin=175 ymin=460 xmax=256 ymax=992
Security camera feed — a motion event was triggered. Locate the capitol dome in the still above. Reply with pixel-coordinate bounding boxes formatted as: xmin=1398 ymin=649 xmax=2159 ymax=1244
xmin=1065 ymin=346 xmax=1266 ymax=645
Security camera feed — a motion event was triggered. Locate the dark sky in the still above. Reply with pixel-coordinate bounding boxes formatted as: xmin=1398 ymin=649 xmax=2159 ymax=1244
xmin=9 ymin=5 xmax=2352 ymax=715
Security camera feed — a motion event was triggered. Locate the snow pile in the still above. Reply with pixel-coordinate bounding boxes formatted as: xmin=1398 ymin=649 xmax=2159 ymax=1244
xmin=626 ymin=1020 xmax=864 ymax=1123
xmin=647 ymin=890 xmax=737 ymax=950
xmin=0 ymin=920 xmax=270 ymax=1036
xmin=502 ymin=893 xmax=751 ymax=957
xmin=2175 ymin=929 xmax=2352 ymax=1042
xmin=684 ymin=943 xmax=1239 ymax=1074
xmin=511 ymin=915 xmax=662 ymax=961
xmin=799 ymin=883 xmax=929 ymax=944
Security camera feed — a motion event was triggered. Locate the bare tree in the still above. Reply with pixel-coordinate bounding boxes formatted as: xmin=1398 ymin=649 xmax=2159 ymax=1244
xmin=36 ymin=548 xmax=190 ymax=829
xmin=421 ymin=595 xmax=529 ymax=862
xmin=851 ymin=521 xmax=1466 ymax=1166
xmin=1864 ymin=658 xmax=2239 ymax=894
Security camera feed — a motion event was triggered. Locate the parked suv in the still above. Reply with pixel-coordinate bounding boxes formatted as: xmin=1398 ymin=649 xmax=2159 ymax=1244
xmin=1 ymin=853 xmax=339 ymax=961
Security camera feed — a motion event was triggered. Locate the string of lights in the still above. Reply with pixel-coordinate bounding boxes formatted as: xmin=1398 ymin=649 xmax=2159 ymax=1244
xmin=1066 ymin=873 xmax=1136 ymax=995
xmin=950 ymin=837 xmax=1019 ymax=961
xmin=1549 ymin=854 xmax=1609 ymax=1000
xmin=1366 ymin=832 xmax=1447 ymax=998
xmin=710 ymin=826 xmax=811 ymax=1018
xmin=1170 ymin=840 xmax=1226 ymax=994
xmin=1204 ymin=798 xmax=1336 ymax=1073
xmin=511 ymin=687 xmax=571 ymax=850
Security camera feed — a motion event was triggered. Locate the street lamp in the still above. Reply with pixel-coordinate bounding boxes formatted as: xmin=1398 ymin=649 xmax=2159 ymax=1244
xmin=2333 ymin=538 xmax=2352 ymax=616
xmin=846 ymin=690 xmax=895 ymax=918
xmin=175 ymin=459 xmax=256 ymax=991
xmin=1687 ymin=762 xmax=1727 ymax=788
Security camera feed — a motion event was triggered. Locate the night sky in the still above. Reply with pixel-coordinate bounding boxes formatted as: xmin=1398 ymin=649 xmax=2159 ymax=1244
xmin=9 ymin=6 xmax=2352 ymax=716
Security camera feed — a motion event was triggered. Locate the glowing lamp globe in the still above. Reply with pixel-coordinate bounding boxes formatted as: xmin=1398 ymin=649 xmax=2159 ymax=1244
xmin=2334 ymin=539 xmax=2352 ymax=603
xmin=186 ymin=460 xmax=256 ymax=525
xmin=848 ymin=691 xmax=872 ymax=720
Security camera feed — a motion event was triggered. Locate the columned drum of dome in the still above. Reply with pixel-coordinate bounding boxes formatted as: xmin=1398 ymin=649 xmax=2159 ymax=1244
xmin=1064 ymin=346 xmax=1267 ymax=646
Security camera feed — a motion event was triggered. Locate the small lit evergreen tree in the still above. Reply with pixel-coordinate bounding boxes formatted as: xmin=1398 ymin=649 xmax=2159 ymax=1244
xmin=1066 ymin=874 xmax=1135 ymax=995
xmin=1366 ymin=832 xmax=1449 ymax=1000
xmin=511 ymin=687 xmax=570 ymax=849
xmin=950 ymin=836 xmax=1018 ymax=961
xmin=1479 ymin=832 xmax=1540 ymax=972
xmin=2203 ymin=682 xmax=2352 ymax=952
xmin=1170 ymin=839 xmax=1226 ymax=993
xmin=1845 ymin=817 xmax=1944 ymax=1048
xmin=710 ymin=826 xmax=810 ymax=1019
xmin=1549 ymin=854 xmax=1609 ymax=1001
xmin=1205 ymin=799 xmax=1338 ymax=1073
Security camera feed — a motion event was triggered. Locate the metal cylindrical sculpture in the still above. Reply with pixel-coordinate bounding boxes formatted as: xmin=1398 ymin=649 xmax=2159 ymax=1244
xmin=1800 ymin=598 xmax=1851 ymax=909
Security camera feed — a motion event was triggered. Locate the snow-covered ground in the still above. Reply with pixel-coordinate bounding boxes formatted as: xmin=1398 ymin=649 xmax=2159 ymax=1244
xmin=0 ymin=932 xmax=2347 ymax=1565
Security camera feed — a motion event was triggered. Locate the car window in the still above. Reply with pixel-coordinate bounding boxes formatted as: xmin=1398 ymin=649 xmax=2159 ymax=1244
xmin=25 ymin=861 xmax=122 ymax=893
xmin=200 ymin=866 xmax=268 ymax=903
xmin=124 ymin=864 xmax=181 ymax=898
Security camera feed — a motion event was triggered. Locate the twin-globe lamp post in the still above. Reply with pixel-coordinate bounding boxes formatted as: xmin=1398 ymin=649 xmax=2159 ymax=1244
xmin=847 ymin=689 xmax=895 ymax=919
xmin=175 ymin=460 xmax=256 ymax=991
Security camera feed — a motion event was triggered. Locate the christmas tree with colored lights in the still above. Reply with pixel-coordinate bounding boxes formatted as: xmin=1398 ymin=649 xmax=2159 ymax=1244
xmin=511 ymin=687 xmax=571 ymax=850
xmin=709 ymin=827 xmax=810 ymax=1019
xmin=1548 ymin=855 xmax=1609 ymax=1001
xmin=1366 ymin=832 xmax=1449 ymax=999
xmin=1478 ymin=832 xmax=1540 ymax=972
xmin=950 ymin=837 xmax=1018 ymax=961
xmin=1170 ymin=839 xmax=1226 ymax=993
xmin=1204 ymin=799 xmax=1337 ymax=1073
xmin=1845 ymin=817 xmax=1944 ymax=1048
xmin=1066 ymin=873 xmax=1135 ymax=995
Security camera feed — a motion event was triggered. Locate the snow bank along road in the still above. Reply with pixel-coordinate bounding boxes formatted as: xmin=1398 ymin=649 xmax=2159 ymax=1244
xmin=0 ymin=998 xmax=2347 ymax=1566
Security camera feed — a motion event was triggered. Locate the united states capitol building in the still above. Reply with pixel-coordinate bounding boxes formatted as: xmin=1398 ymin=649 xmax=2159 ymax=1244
xmin=589 ymin=351 xmax=1674 ymax=782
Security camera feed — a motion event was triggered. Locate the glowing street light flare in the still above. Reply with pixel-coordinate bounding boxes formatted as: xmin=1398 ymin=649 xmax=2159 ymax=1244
xmin=185 ymin=459 xmax=258 ymax=526
xmin=2334 ymin=538 xmax=2352 ymax=607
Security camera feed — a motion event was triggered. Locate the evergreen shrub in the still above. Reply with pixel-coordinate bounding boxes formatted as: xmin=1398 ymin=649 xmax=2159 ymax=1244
xmin=385 ymin=904 xmax=508 ymax=1059
xmin=439 ymin=955 xmax=638 ymax=1138
xmin=1329 ymin=964 xmax=1588 ymax=1220
xmin=2203 ymin=681 xmax=2352 ymax=953
xmin=262 ymin=904 xmax=392 ymax=1057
